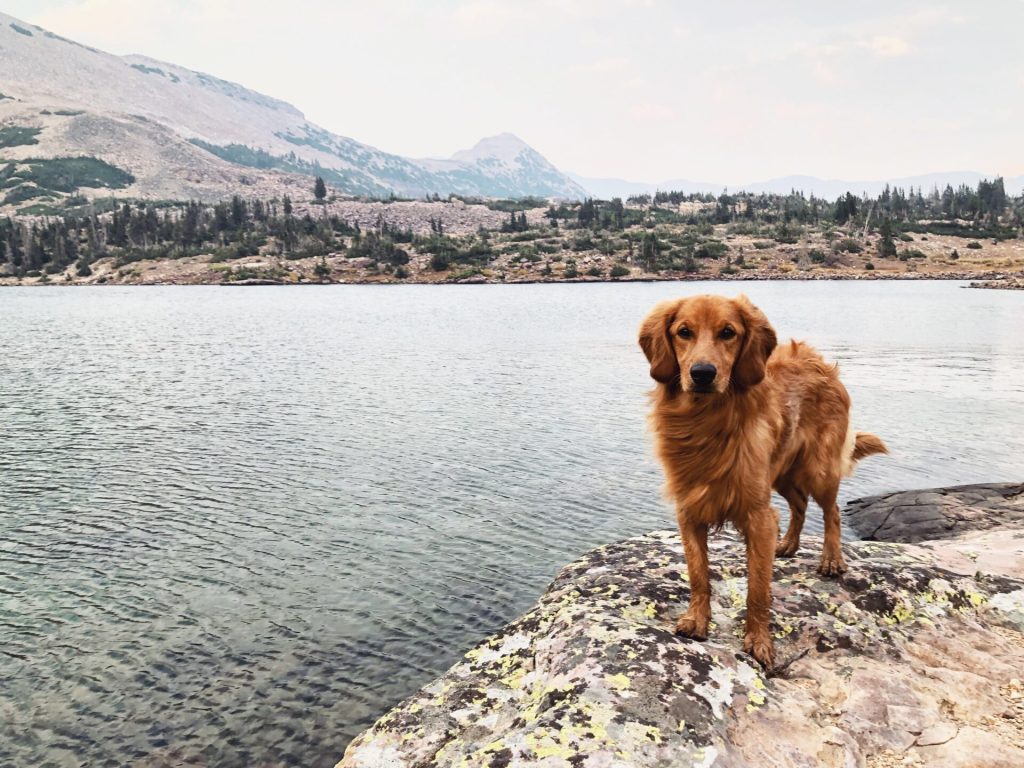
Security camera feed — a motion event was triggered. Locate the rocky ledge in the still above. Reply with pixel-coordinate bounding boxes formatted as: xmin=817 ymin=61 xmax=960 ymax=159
xmin=968 ymin=277 xmax=1024 ymax=290
xmin=846 ymin=482 xmax=1024 ymax=543
xmin=338 ymin=484 xmax=1024 ymax=768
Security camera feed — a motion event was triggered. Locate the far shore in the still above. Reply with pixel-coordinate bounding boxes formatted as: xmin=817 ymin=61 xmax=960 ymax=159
xmin=5 ymin=193 xmax=1023 ymax=290
xmin=4 ymin=270 xmax=1023 ymax=289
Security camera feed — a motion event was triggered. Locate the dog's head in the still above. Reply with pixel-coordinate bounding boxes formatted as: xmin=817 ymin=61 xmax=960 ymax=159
xmin=638 ymin=294 xmax=777 ymax=394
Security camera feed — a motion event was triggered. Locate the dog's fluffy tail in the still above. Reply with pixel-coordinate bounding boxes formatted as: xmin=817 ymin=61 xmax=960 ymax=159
xmin=841 ymin=428 xmax=888 ymax=476
xmin=853 ymin=432 xmax=888 ymax=461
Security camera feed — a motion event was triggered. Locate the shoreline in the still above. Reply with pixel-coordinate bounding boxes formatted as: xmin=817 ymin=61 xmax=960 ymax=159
xmin=3 ymin=271 xmax=1022 ymax=288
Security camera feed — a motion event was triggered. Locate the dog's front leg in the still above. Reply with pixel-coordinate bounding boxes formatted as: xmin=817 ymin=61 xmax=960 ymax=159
xmin=741 ymin=509 xmax=778 ymax=668
xmin=675 ymin=516 xmax=711 ymax=640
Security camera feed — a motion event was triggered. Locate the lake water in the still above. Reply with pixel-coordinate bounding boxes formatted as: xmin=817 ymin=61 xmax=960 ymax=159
xmin=1 ymin=281 xmax=1022 ymax=767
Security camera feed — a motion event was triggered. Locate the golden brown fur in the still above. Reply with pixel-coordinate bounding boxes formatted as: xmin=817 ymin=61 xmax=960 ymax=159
xmin=639 ymin=294 xmax=887 ymax=667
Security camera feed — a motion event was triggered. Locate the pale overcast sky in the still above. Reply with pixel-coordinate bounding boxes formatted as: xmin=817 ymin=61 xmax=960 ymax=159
xmin=6 ymin=0 xmax=1023 ymax=183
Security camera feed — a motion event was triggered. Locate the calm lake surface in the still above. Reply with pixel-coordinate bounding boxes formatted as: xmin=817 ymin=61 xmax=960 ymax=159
xmin=2 ymin=281 xmax=1022 ymax=767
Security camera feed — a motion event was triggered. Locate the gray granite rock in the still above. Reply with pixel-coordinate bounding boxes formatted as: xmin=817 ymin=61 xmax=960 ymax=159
xmin=844 ymin=482 xmax=1024 ymax=543
xmin=337 ymin=523 xmax=1024 ymax=768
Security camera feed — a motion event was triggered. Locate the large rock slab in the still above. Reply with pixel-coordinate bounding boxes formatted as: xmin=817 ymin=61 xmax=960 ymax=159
xmin=337 ymin=527 xmax=1024 ymax=768
xmin=844 ymin=482 xmax=1024 ymax=544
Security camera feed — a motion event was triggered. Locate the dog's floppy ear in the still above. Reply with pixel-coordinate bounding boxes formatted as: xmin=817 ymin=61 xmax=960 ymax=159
xmin=638 ymin=300 xmax=680 ymax=384
xmin=732 ymin=295 xmax=777 ymax=389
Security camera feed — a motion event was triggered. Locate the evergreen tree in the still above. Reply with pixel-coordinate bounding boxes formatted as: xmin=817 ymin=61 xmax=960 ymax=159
xmin=877 ymin=218 xmax=897 ymax=258
xmin=314 ymin=176 xmax=327 ymax=203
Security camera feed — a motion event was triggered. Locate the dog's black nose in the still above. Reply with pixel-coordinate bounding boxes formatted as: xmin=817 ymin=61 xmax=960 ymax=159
xmin=690 ymin=363 xmax=717 ymax=387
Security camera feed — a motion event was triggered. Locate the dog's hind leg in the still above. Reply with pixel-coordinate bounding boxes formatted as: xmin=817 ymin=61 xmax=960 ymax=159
xmin=775 ymin=481 xmax=808 ymax=558
xmin=813 ymin=481 xmax=847 ymax=576
xmin=675 ymin=517 xmax=711 ymax=640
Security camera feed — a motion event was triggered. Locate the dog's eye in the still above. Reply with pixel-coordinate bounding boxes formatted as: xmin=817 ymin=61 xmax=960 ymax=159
xmin=677 ymin=327 xmax=692 ymax=339
xmin=719 ymin=327 xmax=737 ymax=340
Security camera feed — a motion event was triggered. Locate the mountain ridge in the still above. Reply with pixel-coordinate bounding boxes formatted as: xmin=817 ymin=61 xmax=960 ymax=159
xmin=0 ymin=11 xmax=585 ymax=207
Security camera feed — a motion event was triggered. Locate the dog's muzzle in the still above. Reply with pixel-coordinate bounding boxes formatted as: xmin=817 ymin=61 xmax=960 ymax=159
xmin=689 ymin=363 xmax=717 ymax=392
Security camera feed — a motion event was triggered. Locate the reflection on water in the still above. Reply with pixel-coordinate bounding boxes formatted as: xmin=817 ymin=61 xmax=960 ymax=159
xmin=1 ymin=281 xmax=1021 ymax=767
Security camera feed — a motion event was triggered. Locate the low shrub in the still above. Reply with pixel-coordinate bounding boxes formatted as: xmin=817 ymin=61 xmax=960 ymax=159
xmin=693 ymin=240 xmax=728 ymax=259
xmin=0 ymin=126 xmax=42 ymax=148
xmin=898 ymin=248 xmax=926 ymax=261
xmin=833 ymin=238 xmax=863 ymax=254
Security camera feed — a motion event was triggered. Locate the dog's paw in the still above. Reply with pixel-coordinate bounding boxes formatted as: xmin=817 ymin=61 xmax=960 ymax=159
xmin=675 ymin=612 xmax=709 ymax=640
xmin=775 ymin=539 xmax=799 ymax=558
xmin=743 ymin=631 xmax=776 ymax=669
xmin=817 ymin=551 xmax=847 ymax=577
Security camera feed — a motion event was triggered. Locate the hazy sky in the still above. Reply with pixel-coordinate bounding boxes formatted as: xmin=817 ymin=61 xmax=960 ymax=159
xmin=6 ymin=0 xmax=1023 ymax=183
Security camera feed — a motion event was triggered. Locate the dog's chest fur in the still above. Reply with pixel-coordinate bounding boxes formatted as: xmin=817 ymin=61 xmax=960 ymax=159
xmin=654 ymin=389 xmax=785 ymax=526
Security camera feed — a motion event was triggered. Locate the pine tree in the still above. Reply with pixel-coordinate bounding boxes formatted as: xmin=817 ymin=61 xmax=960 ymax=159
xmin=877 ymin=218 xmax=897 ymax=258
xmin=314 ymin=176 xmax=327 ymax=203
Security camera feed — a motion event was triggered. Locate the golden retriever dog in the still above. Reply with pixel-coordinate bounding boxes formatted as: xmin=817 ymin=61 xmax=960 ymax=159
xmin=639 ymin=294 xmax=887 ymax=667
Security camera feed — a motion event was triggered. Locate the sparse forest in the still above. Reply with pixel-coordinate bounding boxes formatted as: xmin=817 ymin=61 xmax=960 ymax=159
xmin=1 ymin=178 xmax=1022 ymax=284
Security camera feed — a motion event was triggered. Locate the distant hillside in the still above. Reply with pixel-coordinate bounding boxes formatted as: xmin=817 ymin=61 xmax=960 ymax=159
xmin=0 ymin=12 xmax=584 ymax=211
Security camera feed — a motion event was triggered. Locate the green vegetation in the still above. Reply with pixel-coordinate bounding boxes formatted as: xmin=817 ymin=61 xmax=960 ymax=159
xmin=189 ymin=140 xmax=388 ymax=197
xmin=0 ymin=196 xmax=346 ymax=278
xmin=9 ymin=22 xmax=33 ymax=36
xmin=0 ymin=126 xmax=42 ymax=148
xmin=313 ymin=254 xmax=331 ymax=280
xmin=3 ymin=184 xmax=50 ymax=206
xmin=3 ymin=175 xmax=1022 ymax=283
xmin=477 ymin=196 xmax=548 ymax=213
xmin=877 ymin=218 xmax=897 ymax=258
xmin=1 ymin=158 xmax=134 ymax=205
xmin=834 ymin=238 xmax=863 ymax=254
xmin=130 ymin=63 xmax=165 ymax=76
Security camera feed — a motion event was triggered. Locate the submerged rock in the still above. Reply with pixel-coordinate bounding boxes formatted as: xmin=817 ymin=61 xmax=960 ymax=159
xmin=338 ymin=494 xmax=1024 ymax=768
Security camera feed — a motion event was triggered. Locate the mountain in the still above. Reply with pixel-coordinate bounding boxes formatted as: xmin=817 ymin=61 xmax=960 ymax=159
xmin=0 ymin=12 xmax=584 ymax=209
xmin=572 ymin=171 xmax=1024 ymax=200
xmin=568 ymin=174 xmax=724 ymax=199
